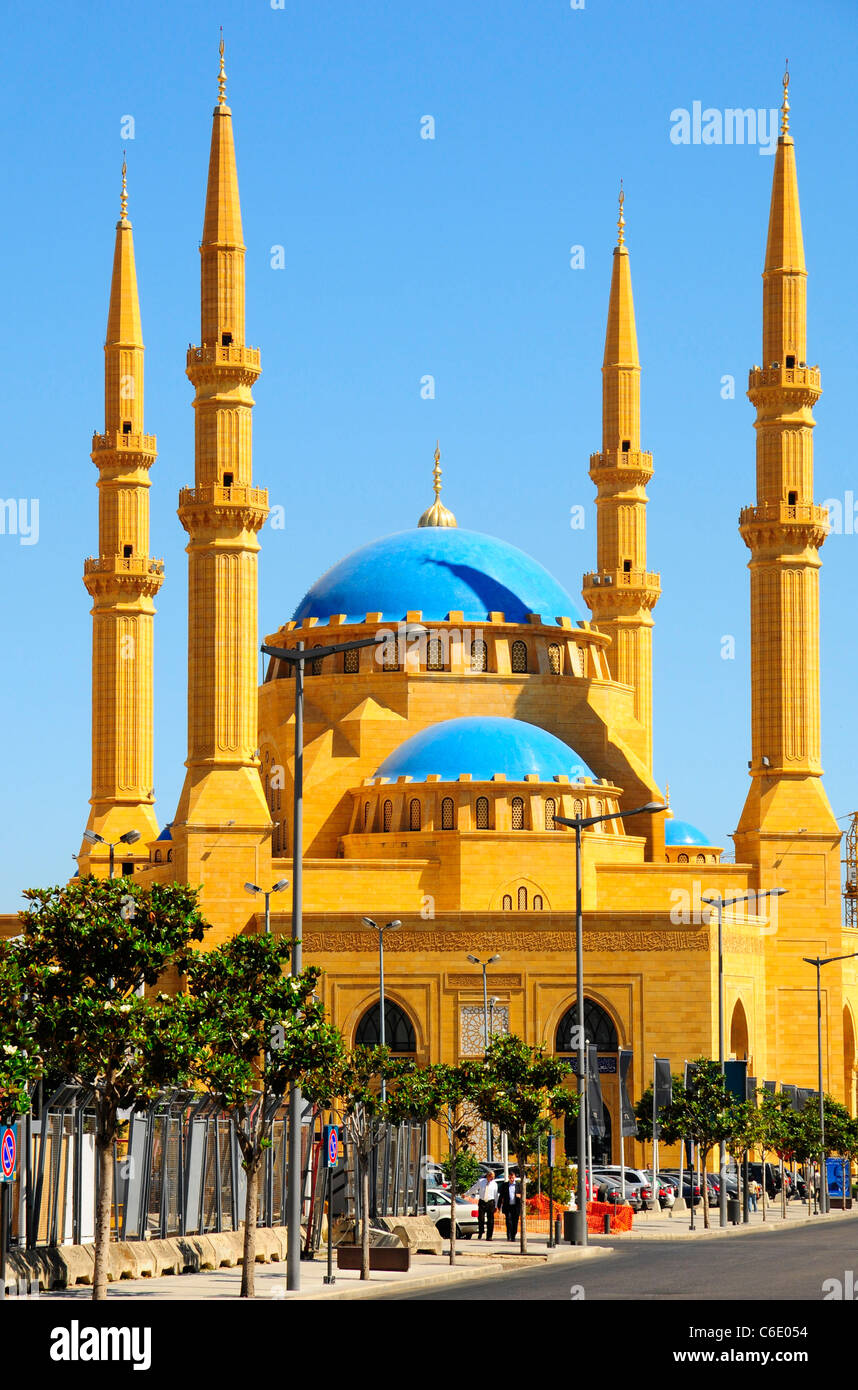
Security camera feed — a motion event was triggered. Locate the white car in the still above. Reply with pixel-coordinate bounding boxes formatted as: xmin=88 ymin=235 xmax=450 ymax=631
xmin=426 ymin=1186 xmax=479 ymax=1239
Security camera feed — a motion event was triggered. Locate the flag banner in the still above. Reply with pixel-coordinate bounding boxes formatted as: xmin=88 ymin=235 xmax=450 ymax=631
xmin=746 ymin=1075 xmax=757 ymax=1103
xmin=684 ymin=1059 xmax=700 ymax=1097
xmin=796 ymin=1088 xmax=817 ymax=1113
xmin=724 ymin=1059 xmax=747 ymax=1102
xmin=619 ymin=1049 xmax=637 ymax=1137
xmin=587 ymin=1050 xmax=607 ymax=1138
xmin=780 ymin=1084 xmax=798 ymax=1111
xmin=654 ymin=1058 xmax=672 ymax=1115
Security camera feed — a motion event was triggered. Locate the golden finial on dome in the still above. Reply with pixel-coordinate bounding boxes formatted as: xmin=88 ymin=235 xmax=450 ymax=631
xmin=120 ymin=152 xmax=128 ymax=222
xmin=781 ymin=60 xmax=790 ymax=136
xmin=617 ymin=180 xmax=625 ymax=247
xmin=218 ymin=30 xmax=227 ymax=106
xmin=417 ymin=441 xmax=457 ymax=528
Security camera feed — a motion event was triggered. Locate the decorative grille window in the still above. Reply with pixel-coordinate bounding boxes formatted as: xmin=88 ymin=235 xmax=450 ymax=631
xmin=441 ymin=797 xmax=455 ymax=830
xmin=382 ymin=639 xmax=399 ymax=672
xmin=470 ymin=639 xmax=488 ymax=672
xmin=363 ymin=801 xmax=372 ymax=830
xmin=511 ymin=796 xmax=525 ymax=830
xmin=533 ymin=895 xmax=543 ymax=910
xmin=511 ymin=640 xmax=528 ymax=673
xmin=409 ymin=798 xmax=422 ymax=831
xmin=573 ymin=799 xmax=584 ymax=818
xmin=502 ymin=894 xmax=512 ymax=910
xmin=545 ymin=797 xmax=556 ymax=831
xmin=517 ymin=885 xmax=528 ymax=910
xmin=475 ymin=796 xmax=489 ymax=829
xmin=344 ymin=647 xmax=360 ymax=673
xmin=310 ymin=645 xmax=322 ymax=676
xmin=548 ymin=642 xmax=561 ymax=674
xmin=383 ymin=799 xmax=393 ymax=832
xmin=427 ymin=636 xmax=444 ymax=670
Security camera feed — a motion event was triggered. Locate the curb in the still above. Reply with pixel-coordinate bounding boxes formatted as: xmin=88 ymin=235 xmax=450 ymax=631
xmin=291 ymin=1245 xmax=612 ymax=1300
xmin=586 ymin=1209 xmax=858 ymax=1243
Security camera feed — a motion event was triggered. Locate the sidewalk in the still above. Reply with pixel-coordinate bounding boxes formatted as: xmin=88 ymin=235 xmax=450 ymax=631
xmin=588 ymin=1198 xmax=858 ymax=1241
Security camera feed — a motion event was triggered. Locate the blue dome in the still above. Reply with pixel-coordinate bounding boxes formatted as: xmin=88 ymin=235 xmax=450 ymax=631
xmin=293 ymin=527 xmax=583 ymax=627
xmin=156 ymin=825 xmax=173 ymax=842
xmin=373 ymin=716 xmax=595 ymax=784
xmin=664 ymin=819 xmax=711 ymax=847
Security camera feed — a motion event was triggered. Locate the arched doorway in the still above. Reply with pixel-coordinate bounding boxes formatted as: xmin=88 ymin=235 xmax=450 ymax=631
xmin=730 ymin=999 xmax=749 ymax=1062
xmin=355 ymin=999 xmax=417 ymax=1059
xmin=844 ymin=1007 xmax=856 ymax=1116
xmin=555 ymin=1000 xmax=619 ymax=1165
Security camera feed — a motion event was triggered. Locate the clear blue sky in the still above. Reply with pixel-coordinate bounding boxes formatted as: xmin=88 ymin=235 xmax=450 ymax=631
xmin=1 ymin=0 xmax=856 ymax=907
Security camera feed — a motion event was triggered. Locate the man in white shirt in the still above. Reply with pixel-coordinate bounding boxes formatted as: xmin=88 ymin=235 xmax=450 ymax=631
xmin=476 ymin=1171 xmax=499 ymax=1241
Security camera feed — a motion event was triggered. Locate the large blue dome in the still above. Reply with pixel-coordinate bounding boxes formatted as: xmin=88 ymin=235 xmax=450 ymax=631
xmin=292 ymin=527 xmax=583 ymax=627
xmin=664 ymin=819 xmax=711 ymax=847
xmin=373 ymin=716 xmax=595 ymax=784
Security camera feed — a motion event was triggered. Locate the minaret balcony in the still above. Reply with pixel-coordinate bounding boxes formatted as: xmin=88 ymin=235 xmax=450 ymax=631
xmin=589 ymin=449 xmax=653 ymax=482
xmin=82 ymin=555 xmax=164 ymax=598
xmin=186 ymin=343 xmax=261 ymax=381
xmin=84 ymin=556 xmax=165 ymax=577
xmin=178 ymin=484 xmax=269 ymax=533
xmin=747 ymin=363 xmax=821 ymax=408
xmin=91 ymin=430 xmax=157 ymax=455
xmin=739 ymin=502 xmax=830 ymax=549
xmin=582 ymin=567 xmax=661 ymax=611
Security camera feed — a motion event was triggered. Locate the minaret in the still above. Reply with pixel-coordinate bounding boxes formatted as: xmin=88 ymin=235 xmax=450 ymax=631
xmin=582 ymin=188 xmax=660 ymax=770
xmin=417 ymin=443 xmax=457 ymax=527
xmin=80 ymin=161 xmax=162 ymax=876
xmin=734 ymin=71 xmax=839 ymax=867
xmin=173 ymin=40 xmax=271 ymax=920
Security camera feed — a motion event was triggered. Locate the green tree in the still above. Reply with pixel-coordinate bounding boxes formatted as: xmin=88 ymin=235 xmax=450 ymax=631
xmin=0 ymin=938 xmax=43 ymax=1122
xmin=468 ymin=1035 xmax=576 ymax=1254
xmin=439 ymin=1148 xmax=481 ymax=1196
xmin=658 ymin=1060 xmax=742 ymax=1230
xmin=388 ymin=1062 xmax=479 ymax=1265
xmin=180 ymin=933 xmax=343 ymax=1297
xmin=758 ymin=1089 xmax=796 ymax=1219
xmin=12 ymin=877 xmax=208 ymax=1300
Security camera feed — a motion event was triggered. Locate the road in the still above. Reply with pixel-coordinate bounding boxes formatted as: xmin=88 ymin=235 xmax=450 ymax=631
xmin=388 ymin=1217 xmax=858 ymax=1300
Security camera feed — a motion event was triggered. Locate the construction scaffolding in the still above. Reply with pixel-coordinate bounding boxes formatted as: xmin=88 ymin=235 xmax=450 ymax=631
xmin=844 ymin=812 xmax=858 ymax=928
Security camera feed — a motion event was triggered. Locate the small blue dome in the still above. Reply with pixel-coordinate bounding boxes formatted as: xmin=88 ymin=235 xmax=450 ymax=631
xmin=293 ymin=527 xmax=583 ymax=627
xmin=373 ymin=716 xmax=595 ymax=784
xmin=664 ymin=819 xmax=711 ymax=847
xmin=156 ymin=825 xmax=173 ymax=841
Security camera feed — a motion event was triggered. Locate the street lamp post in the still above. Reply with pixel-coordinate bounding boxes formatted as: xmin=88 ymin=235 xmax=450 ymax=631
xmin=81 ymin=828 xmax=142 ymax=878
xmin=467 ymin=953 xmax=500 ymax=1162
xmin=244 ymin=878 xmax=290 ymax=934
xmin=555 ymin=800 xmax=667 ymax=1245
xmin=362 ymin=917 xmax=402 ymax=1099
xmin=702 ymin=888 xmax=787 ymax=1228
xmin=261 ymin=628 xmax=397 ymax=1292
xmin=801 ymin=951 xmax=858 ymax=1215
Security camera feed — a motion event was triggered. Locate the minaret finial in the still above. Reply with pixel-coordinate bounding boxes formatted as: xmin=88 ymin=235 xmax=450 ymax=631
xmin=218 ymin=29 xmax=227 ymax=105
xmin=418 ymin=441 xmax=457 ymax=528
xmin=781 ymin=60 xmax=790 ymax=136
xmin=617 ymin=180 xmax=625 ymax=247
xmin=120 ymin=151 xmax=128 ymax=221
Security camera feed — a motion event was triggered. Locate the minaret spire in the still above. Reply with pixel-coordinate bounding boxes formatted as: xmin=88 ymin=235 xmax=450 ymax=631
xmin=174 ymin=45 xmax=271 ymax=918
xmin=418 ymin=441 xmax=457 ymax=528
xmin=582 ymin=191 xmax=660 ymax=770
xmin=80 ymin=160 xmax=163 ymax=874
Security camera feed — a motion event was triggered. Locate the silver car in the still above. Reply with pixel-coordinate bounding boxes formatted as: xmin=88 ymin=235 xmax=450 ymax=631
xmin=426 ymin=1186 xmax=479 ymax=1239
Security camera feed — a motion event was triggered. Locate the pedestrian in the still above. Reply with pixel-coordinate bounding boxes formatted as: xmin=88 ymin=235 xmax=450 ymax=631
xmin=747 ymin=1180 xmax=758 ymax=1212
xmin=475 ymin=1169 xmax=499 ymax=1241
xmin=498 ymin=1172 xmax=521 ymax=1241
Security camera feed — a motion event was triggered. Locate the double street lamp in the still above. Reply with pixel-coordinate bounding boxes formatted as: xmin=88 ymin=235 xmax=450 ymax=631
xmin=362 ymin=917 xmax=402 ymax=1099
xmin=701 ymin=888 xmax=787 ymax=1228
xmin=81 ymin=828 xmax=142 ymax=878
xmin=245 ymin=878 xmax=290 ymax=935
xmin=801 ymin=950 xmax=858 ymax=1215
xmin=555 ymin=799 xmax=667 ymax=1246
xmin=467 ymin=952 xmax=501 ymax=1161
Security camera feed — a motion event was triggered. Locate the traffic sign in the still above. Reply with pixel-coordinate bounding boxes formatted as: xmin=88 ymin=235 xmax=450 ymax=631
xmin=323 ymin=1124 xmax=339 ymax=1169
xmin=0 ymin=1126 xmax=16 ymax=1181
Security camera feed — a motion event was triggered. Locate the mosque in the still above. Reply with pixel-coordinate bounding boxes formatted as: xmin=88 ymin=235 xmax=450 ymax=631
xmin=70 ymin=48 xmax=856 ymax=1163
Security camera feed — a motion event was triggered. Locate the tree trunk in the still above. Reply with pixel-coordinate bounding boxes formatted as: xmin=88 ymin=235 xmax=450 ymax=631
xmin=518 ymin=1154 xmax=527 ymax=1255
xmin=448 ymin=1153 xmax=457 ymax=1266
xmin=781 ymin=1159 xmax=786 ymax=1220
xmin=701 ymin=1152 xmax=710 ymax=1230
xmin=360 ymin=1151 xmax=371 ymax=1280
xmin=807 ymin=1164 xmax=813 ymax=1218
xmin=240 ymin=1152 xmax=261 ymax=1298
xmin=92 ymin=1133 xmax=114 ymax=1301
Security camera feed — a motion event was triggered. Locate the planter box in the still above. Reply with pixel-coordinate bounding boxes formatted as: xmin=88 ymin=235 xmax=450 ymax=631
xmin=336 ymin=1245 xmax=410 ymax=1273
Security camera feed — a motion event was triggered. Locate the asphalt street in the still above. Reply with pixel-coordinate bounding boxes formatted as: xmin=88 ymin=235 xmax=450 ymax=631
xmin=389 ymin=1216 xmax=858 ymax=1300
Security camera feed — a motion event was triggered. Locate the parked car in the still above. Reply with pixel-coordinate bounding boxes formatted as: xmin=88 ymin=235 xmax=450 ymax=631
xmin=590 ymin=1169 xmax=650 ymax=1212
xmin=589 ymin=1165 xmax=658 ymax=1210
xmin=425 ymin=1186 xmax=478 ymax=1239
xmin=423 ymin=1163 xmax=449 ymax=1190
xmin=659 ymin=1170 xmax=704 ymax=1205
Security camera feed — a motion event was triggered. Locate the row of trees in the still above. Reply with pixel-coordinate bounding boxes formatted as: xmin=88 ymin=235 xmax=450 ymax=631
xmin=0 ymin=878 xmax=578 ymax=1299
xmin=635 ymin=1060 xmax=857 ymax=1228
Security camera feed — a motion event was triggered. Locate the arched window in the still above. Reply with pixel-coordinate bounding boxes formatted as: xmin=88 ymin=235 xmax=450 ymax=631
xmin=441 ymin=797 xmax=455 ymax=830
xmin=427 ymin=635 xmax=444 ymax=671
xmin=545 ymin=797 xmax=556 ymax=831
xmin=383 ymin=799 xmax=393 ymax=832
xmin=573 ymin=798 xmax=584 ymax=818
xmin=556 ymin=1000 xmax=619 ymax=1053
xmin=533 ymin=895 xmax=543 ymax=910
xmin=363 ymin=801 xmax=372 ymax=830
xmin=310 ymin=644 xmax=323 ymax=676
xmin=154 ymin=849 xmax=162 ymax=863
xmin=511 ymin=796 xmax=525 ymax=830
xmin=409 ymin=798 xmax=422 ymax=831
xmin=355 ymin=1001 xmax=417 ymax=1054
xmin=475 ymin=796 xmax=489 ymax=829
xmin=517 ymin=885 xmax=528 ymax=910
xmin=511 ymin=640 xmax=528 ymax=673
xmin=167 ymin=849 xmax=173 ymax=862
xmin=502 ymin=894 xmax=513 ymax=910
xmin=382 ymin=637 xmax=399 ymax=672
xmin=548 ymin=642 xmax=562 ymax=674
xmin=677 ymin=852 xmax=689 ymax=864
xmin=470 ymin=639 xmax=488 ymax=672
xmin=696 ymin=853 xmax=705 ymax=863
xmin=344 ymin=647 xmax=360 ymax=674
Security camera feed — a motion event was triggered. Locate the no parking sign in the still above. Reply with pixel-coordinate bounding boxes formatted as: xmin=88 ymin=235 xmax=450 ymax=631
xmin=323 ymin=1124 xmax=339 ymax=1169
xmin=0 ymin=1126 xmax=16 ymax=1182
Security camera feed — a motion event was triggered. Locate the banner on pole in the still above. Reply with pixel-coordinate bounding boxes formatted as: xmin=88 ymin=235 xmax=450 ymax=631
xmin=724 ymin=1059 xmax=747 ymax=1102
xmin=654 ymin=1058 xmax=672 ymax=1115
xmin=618 ymin=1049 xmax=637 ymax=1138
xmin=587 ymin=1046 xmax=606 ymax=1139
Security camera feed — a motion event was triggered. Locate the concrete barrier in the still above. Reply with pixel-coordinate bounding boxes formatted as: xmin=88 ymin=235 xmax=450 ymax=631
xmin=386 ymin=1216 xmax=443 ymax=1256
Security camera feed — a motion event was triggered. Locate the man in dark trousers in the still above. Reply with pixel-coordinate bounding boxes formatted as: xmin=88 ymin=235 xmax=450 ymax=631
xmin=475 ymin=1170 xmax=499 ymax=1240
xmin=498 ymin=1171 xmax=521 ymax=1241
